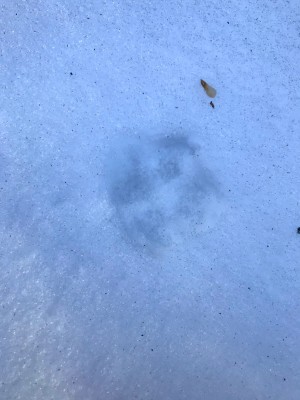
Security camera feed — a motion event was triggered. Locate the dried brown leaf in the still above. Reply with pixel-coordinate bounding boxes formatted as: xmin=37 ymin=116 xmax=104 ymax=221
xmin=201 ymin=79 xmax=217 ymax=98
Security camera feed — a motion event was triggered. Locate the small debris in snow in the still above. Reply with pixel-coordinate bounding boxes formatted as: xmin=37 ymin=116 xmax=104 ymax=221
xmin=200 ymin=79 xmax=217 ymax=98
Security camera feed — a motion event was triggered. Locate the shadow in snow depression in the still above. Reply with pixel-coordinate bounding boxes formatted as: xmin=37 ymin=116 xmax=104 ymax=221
xmin=105 ymin=133 xmax=221 ymax=249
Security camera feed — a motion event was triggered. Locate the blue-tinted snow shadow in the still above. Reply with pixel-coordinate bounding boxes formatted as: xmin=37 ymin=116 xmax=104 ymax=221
xmin=1 ymin=128 xmax=222 ymax=272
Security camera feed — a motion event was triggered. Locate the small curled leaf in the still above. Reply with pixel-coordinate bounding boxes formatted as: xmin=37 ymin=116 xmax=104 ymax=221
xmin=201 ymin=79 xmax=217 ymax=98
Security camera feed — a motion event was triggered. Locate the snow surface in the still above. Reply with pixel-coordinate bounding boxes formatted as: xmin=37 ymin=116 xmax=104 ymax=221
xmin=0 ymin=0 xmax=300 ymax=399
